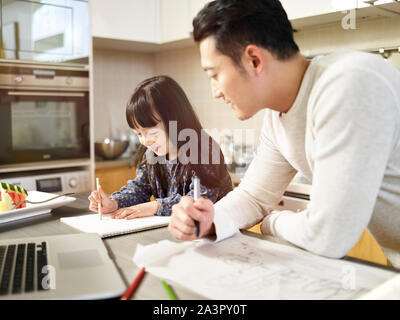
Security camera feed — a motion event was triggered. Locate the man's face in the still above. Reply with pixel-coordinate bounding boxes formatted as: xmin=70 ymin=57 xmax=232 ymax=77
xmin=200 ymin=37 xmax=263 ymax=120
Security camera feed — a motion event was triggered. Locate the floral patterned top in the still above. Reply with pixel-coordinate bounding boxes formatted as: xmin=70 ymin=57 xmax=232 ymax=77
xmin=110 ymin=158 xmax=233 ymax=216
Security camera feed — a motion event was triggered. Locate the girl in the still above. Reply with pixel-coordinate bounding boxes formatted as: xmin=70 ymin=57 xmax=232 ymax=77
xmin=88 ymin=75 xmax=232 ymax=219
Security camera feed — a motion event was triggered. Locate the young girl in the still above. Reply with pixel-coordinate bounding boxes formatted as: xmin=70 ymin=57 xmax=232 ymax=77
xmin=88 ymin=76 xmax=232 ymax=220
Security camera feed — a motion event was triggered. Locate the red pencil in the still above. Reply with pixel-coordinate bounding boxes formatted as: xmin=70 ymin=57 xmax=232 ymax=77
xmin=120 ymin=266 xmax=146 ymax=300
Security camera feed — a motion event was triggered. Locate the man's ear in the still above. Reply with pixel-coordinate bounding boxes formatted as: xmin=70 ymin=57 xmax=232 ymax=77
xmin=242 ymin=44 xmax=265 ymax=75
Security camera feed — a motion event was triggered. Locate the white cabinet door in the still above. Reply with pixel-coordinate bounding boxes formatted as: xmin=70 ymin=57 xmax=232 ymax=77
xmin=280 ymin=0 xmax=357 ymax=20
xmin=89 ymin=0 xmax=160 ymax=43
xmin=160 ymin=0 xmax=190 ymax=43
xmin=358 ymin=0 xmax=396 ymax=8
xmin=189 ymin=0 xmax=210 ymax=28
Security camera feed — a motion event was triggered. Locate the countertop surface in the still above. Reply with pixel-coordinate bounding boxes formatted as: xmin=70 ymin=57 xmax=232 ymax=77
xmin=95 ymin=157 xmax=134 ymax=169
xmin=0 ymin=193 xmax=205 ymax=300
xmin=0 ymin=193 xmax=396 ymax=300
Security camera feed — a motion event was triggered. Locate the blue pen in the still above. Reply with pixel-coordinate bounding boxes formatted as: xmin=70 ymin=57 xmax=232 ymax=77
xmin=193 ymin=177 xmax=200 ymax=237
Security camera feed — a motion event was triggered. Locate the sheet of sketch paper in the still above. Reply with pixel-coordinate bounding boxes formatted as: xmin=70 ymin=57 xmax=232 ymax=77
xmin=133 ymin=232 xmax=397 ymax=300
xmin=358 ymin=274 xmax=400 ymax=300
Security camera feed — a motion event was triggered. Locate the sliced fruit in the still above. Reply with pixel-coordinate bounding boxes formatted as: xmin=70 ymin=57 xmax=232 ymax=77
xmin=15 ymin=186 xmax=27 ymax=208
xmin=0 ymin=182 xmax=28 ymax=211
xmin=0 ymin=188 xmax=15 ymax=213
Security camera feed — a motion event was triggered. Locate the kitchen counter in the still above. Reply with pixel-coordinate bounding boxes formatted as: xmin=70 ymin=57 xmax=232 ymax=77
xmin=0 ymin=193 xmax=204 ymax=300
xmin=95 ymin=157 xmax=134 ymax=169
xmin=0 ymin=194 xmax=397 ymax=301
xmin=0 ymin=158 xmax=91 ymax=174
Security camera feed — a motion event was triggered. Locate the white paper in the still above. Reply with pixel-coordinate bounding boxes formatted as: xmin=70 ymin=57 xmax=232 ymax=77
xmin=358 ymin=274 xmax=400 ymax=300
xmin=133 ymin=232 xmax=398 ymax=300
xmin=61 ymin=214 xmax=171 ymax=238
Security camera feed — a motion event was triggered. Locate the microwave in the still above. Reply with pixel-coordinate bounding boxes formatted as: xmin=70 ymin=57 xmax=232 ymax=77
xmin=0 ymin=61 xmax=90 ymax=166
xmin=0 ymin=0 xmax=89 ymax=64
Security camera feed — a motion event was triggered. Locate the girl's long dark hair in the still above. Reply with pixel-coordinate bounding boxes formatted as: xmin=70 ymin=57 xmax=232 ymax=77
xmin=126 ymin=75 xmax=227 ymax=190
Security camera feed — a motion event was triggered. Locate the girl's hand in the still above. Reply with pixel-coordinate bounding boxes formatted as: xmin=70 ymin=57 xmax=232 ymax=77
xmin=88 ymin=186 xmax=118 ymax=214
xmin=111 ymin=201 xmax=160 ymax=220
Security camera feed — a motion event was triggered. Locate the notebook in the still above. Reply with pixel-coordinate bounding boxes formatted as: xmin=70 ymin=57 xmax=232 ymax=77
xmin=60 ymin=214 xmax=171 ymax=238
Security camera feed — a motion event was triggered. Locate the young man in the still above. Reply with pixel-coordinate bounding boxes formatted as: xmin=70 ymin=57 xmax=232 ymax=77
xmin=168 ymin=0 xmax=400 ymax=268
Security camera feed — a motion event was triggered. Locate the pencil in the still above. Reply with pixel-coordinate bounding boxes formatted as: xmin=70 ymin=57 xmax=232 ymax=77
xmin=193 ymin=177 xmax=200 ymax=237
xmin=120 ymin=267 xmax=146 ymax=300
xmin=96 ymin=177 xmax=102 ymax=220
xmin=161 ymin=280 xmax=178 ymax=300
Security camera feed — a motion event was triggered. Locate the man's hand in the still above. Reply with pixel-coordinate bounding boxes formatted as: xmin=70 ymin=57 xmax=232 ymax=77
xmin=169 ymin=196 xmax=215 ymax=241
xmin=110 ymin=201 xmax=160 ymax=220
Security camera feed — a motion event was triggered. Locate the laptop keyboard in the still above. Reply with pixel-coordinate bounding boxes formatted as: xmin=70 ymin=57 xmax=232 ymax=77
xmin=0 ymin=242 xmax=49 ymax=296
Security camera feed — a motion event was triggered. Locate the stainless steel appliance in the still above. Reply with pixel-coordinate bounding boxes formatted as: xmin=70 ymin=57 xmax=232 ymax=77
xmin=0 ymin=168 xmax=91 ymax=194
xmin=278 ymin=179 xmax=311 ymax=212
xmin=0 ymin=0 xmax=89 ymax=64
xmin=0 ymin=61 xmax=90 ymax=166
xmin=231 ymin=172 xmax=311 ymax=212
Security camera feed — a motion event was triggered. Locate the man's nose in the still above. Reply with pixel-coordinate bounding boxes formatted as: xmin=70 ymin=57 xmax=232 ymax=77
xmin=211 ymin=83 xmax=223 ymax=99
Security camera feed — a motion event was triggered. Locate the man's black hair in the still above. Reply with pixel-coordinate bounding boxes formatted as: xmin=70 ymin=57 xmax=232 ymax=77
xmin=193 ymin=0 xmax=299 ymax=66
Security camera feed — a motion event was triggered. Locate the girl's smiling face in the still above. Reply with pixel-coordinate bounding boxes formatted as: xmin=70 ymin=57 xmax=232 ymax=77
xmin=133 ymin=121 xmax=170 ymax=157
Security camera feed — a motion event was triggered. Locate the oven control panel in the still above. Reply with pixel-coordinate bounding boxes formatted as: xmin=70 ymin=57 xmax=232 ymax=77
xmin=1 ymin=170 xmax=91 ymax=194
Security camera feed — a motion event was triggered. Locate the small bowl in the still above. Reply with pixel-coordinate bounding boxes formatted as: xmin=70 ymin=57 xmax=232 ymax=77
xmin=95 ymin=139 xmax=129 ymax=160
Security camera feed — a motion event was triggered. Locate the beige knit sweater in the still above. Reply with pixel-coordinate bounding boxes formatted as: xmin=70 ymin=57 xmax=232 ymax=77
xmin=213 ymin=50 xmax=400 ymax=268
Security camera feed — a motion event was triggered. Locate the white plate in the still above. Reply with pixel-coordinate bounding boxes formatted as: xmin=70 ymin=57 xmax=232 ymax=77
xmin=0 ymin=191 xmax=76 ymax=224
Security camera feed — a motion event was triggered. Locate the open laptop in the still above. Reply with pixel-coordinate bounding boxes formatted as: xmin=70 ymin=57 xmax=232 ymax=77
xmin=0 ymin=233 xmax=126 ymax=300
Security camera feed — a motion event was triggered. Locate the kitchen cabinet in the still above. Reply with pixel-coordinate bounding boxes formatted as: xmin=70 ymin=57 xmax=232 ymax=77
xmin=160 ymin=0 xmax=190 ymax=43
xmin=346 ymin=230 xmax=388 ymax=266
xmin=280 ymin=0 xmax=358 ymax=20
xmin=189 ymin=0 xmax=210 ymax=28
xmin=280 ymin=0 xmax=400 ymax=20
xmin=358 ymin=0 xmax=399 ymax=8
xmin=160 ymin=0 xmax=210 ymax=42
xmin=90 ymin=0 xmax=399 ymax=52
xmin=89 ymin=0 xmax=160 ymax=43
xmin=280 ymin=0 xmax=400 ymax=29
xmin=90 ymin=0 xmax=211 ymax=47
xmin=95 ymin=164 xmax=136 ymax=195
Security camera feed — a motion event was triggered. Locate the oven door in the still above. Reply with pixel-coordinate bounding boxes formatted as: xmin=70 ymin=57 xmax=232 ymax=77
xmin=0 ymin=89 xmax=90 ymax=165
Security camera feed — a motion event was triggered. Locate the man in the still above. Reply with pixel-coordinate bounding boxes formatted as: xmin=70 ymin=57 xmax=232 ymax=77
xmin=168 ymin=0 xmax=400 ymax=268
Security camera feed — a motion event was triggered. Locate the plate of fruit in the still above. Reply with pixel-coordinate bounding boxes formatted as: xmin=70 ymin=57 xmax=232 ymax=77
xmin=0 ymin=182 xmax=76 ymax=223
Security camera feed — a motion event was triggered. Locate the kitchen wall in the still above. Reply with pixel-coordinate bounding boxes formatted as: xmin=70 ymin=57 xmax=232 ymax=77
xmin=154 ymin=46 xmax=264 ymax=147
xmin=92 ymin=15 xmax=400 ymax=146
xmin=92 ymin=49 xmax=154 ymax=142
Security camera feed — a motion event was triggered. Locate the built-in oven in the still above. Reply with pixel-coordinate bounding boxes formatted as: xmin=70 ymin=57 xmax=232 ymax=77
xmin=0 ymin=61 xmax=90 ymax=166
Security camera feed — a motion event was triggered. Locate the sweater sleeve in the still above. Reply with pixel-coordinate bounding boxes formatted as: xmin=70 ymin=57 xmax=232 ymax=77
xmin=213 ymin=113 xmax=297 ymax=242
xmin=263 ymin=68 xmax=399 ymax=258
xmin=110 ymin=165 xmax=152 ymax=208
